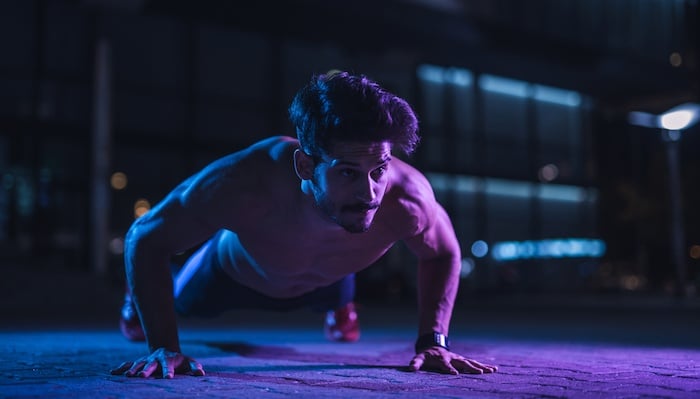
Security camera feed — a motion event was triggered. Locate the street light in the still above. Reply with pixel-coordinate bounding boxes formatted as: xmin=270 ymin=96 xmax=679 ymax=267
xmin=628 ymin=102 xmax=700 ymax=297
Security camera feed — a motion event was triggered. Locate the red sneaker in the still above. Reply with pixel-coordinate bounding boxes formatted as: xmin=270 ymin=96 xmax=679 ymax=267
xmin=324 ymin=302 xmax=360 ymax=342
xmin=119 ymin=292 xmax=145 ymax=342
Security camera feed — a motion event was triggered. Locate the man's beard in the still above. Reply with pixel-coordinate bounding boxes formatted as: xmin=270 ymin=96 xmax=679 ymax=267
xmin=313 ymin=189 xmax=377 ymax=234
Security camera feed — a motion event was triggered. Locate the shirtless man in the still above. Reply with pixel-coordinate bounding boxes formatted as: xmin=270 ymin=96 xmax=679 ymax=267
xmin=110 ymin=71 xmax=498 ymax=379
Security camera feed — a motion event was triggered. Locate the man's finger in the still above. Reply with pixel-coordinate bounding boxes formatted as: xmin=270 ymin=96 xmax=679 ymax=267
xmin=189 ymin=360 xmax=205 ymax=376
xmin=125 ymin=361 xmax=145 ymax=377
xmin=451 ymin=357 xmax=482 ymax=374
xmin=460 ymin=363 xmax=485 ymax=374
xmin=161 ymin=358 xmax=174 ymax=379
xmin=463 ymin=358 xmax=498 ymax=373
xmin=137 ymin=360 xmax=158 ymax=378
xmin=474 ymin=361 xmax=497 ymax=373
xmin=408 ymin=354 xmax=425 ymax=372
xmin=110 ymin=361 xmax=132 ymax=375
xmin=440 ymin=358 xmax=459 ymax=375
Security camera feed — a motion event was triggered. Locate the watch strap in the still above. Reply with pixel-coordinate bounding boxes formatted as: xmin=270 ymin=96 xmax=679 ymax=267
xmin=414 ymin=331 xmax=450 ymax=353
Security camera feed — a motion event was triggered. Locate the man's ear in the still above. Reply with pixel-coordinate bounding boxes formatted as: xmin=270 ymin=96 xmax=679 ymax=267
xmin=294 ymin=149 xmax=315 ymax=180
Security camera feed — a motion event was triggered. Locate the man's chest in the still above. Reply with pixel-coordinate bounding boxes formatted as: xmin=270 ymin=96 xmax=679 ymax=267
xmin=231 ymin=216 xmax=399 ymax=279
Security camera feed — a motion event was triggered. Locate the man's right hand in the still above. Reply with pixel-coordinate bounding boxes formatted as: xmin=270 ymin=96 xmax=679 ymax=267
xmin=110 ymin=348 xmax=205 ymax=379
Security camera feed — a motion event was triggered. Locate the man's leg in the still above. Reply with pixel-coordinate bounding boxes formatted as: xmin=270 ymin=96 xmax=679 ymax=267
xmin=121 ymin=236 xmax=361 ymax=342
xmin=324 ymin=301 xmax=360 ymax=342
xmin=307 ymin=273 xmax=355 ymax=312
xmin=306 ymin=274 xmax=361 ymax=342
xmin=177 ymin=263 xmax=362 ymax=342
xmin=119 ymin=287 xmax=146 ymax=341
xmin=172 ymin=238 xmax=231 ymax=318
xmin=174 ymin=239 xmax=318 ymax=315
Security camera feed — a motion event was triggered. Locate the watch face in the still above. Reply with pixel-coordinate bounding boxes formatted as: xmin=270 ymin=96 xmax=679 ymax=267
xmin=434 ymin=332 xmax=449 ymax=348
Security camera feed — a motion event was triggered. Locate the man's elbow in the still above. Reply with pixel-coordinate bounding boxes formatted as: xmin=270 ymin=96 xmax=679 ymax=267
xmin=123 ymin=219 xmax=161 ymax=273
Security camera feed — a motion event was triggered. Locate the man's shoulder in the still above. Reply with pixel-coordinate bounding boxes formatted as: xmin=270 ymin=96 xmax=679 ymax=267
xmin=184 ymin=136 xmax=297 ymax=201
xmin=382 ymin=160 xmax=438 ymax=238
xmin=389 ymin=159 xmax=435 ymax=202
xmin=200 ymin=135 xmax=297 ymax=174
xmin=248 ymin=135 xmax=299 ymax=157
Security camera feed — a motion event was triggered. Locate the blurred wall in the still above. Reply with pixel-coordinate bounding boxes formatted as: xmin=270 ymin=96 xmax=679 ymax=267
xmin=0 ymin=0 xmax=697 ymax=300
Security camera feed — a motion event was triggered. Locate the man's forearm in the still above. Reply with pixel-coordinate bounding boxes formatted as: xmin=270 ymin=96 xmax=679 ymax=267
xmin=127 ymin=253 xmax=181 ymax=353
xmin=416 ymin=256 xmax=461 ymax=336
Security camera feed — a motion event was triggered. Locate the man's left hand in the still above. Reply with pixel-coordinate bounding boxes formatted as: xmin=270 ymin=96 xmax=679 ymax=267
xmin=408 ymin=346 xmax=498 ymax=375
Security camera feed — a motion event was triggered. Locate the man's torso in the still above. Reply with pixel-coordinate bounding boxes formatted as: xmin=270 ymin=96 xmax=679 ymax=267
xmin=191 ymin=136 xmax=429 ymax=298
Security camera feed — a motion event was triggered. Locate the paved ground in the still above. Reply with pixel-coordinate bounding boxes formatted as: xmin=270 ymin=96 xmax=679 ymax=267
xmin=2 ymin=301 xmax=700 ymax=398
xmin=1 ymin=266 xmax=699 ymax=398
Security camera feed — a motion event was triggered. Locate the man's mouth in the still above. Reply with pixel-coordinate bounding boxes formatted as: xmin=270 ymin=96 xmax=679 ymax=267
xmin=343 ymin=203 xmax=379 ymax=213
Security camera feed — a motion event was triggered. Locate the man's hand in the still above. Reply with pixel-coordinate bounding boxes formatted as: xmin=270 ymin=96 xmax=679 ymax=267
xmin=408 ymin=346 xmax=497 ymax=375
xmin=110 ymin=348 xmax=205 ymax=379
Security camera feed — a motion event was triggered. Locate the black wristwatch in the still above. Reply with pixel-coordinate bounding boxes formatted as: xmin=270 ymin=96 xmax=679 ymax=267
xmin=414 ymin=331 xmax=450 ymax=353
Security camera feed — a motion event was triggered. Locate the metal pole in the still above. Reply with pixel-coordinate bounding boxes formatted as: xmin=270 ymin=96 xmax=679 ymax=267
xmin=90 ymin=37 xmax=112 ymax=276
xmin=661 ymin=129 xmax=686 ymax=297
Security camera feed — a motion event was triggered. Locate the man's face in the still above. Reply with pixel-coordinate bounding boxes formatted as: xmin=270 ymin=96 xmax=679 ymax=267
xmin=310 ymin=141 xmax=392 ymax=233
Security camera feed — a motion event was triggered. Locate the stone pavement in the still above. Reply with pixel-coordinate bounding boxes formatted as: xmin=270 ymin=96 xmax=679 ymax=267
xmin=1 ymin=303 xmax=699 ymax=399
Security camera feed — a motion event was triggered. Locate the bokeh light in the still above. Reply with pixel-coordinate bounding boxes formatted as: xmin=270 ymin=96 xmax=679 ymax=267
xmin=134 ymin=198 xmax=151 ymax=218
xmin=690 ymin=245 xmax=700 ymax=260
xmin=111 ymin=172 xmax=128 ymax=190
xmin=460 ymin=258 xmax=475 ymax=278
xmin=538 ymin=164 xmax=559 ymax=182
xmin=621 ymin=275 xmax=642 ymax=291
xmin=471 ymin=240 xmax=489 ymax=258
xmin=109 ymin=237 xmax=124 ymax=255
xmin=669 ymin=52 xmax=682 ymax=67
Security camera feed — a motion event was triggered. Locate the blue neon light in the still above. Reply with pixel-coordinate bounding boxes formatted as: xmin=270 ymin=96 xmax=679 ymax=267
xmin=418 ymin=65 xmax=473 ymax=87
xmin=533 ymin=85 xmax=581 ymax=107
xmin=420 ymin=66 xmax=583 ymax=107
xmin=479 ymin=75 xmax=529 ymax=98
xmin=445 ymin=68 xmax=473 ymax=87
xmin=426 ymin=173 xmax=597 ymax=203
xmin=491 ymin=238 xmax=606 ymax=261
xmin=417 ymin=64 xmax=445 ymax=84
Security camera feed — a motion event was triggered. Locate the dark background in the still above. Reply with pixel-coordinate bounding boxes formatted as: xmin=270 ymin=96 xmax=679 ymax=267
xmin=1 ymin=0 xmax=699 ymax=313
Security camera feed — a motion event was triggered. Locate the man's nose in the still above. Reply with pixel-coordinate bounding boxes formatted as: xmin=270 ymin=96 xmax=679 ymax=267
xmin=356 ymin=176 xmax=376 ymax=202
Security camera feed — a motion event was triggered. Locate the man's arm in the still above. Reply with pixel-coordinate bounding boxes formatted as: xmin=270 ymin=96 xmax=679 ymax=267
xmin=114 ymin=150 xmax=262 ymax=378
xmin=402 ymin=194 xmax=497 ymax=375
xmin=126 ymin=145 xmax=269 ymax=352
xmin=110 ymin=177 xmax=219 ymax=378
xmin=125 ymin=182 xmax=215 ymax=353
xmin=403 ymin=202 xmax=461 ymax=340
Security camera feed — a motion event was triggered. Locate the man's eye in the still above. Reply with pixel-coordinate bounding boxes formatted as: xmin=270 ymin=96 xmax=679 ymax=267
xmin=340 ymin=169 xmax=357 ymax=178
xmin=372 ymin=166 xmax=387 ymax=178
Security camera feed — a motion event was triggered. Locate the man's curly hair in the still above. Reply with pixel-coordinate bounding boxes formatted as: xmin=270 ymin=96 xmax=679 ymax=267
xmin=288 ymin=71 xmax=420 ymax=158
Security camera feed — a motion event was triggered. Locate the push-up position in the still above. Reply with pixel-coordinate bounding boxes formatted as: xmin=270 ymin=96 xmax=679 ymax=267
xmin=111 ymin=71 xmax=498 ymax=378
